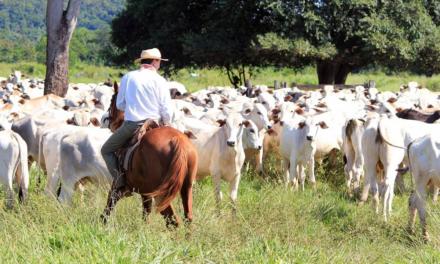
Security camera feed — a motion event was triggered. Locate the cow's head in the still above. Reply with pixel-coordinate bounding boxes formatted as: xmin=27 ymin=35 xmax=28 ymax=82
xmin=241 ymin=120 xmax=262 ymax=150
xmin=298 ymin=118 xmax=328 ymax=142
xmin=219 ymin=115 xmax=245 ymax=148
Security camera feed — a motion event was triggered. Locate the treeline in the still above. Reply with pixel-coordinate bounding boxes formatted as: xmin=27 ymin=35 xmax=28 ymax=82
xmin=0 ymin=0 xmax=124 ymax=65
xmin=111 ymin=0 xmax=440 ymax=85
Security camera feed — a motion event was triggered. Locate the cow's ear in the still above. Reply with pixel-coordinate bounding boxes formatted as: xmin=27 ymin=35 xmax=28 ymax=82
xmin=319 ymin=121 xmax=328 ymax=129
xmin=241 ymin=120 xmax=250 ymax=127
xmin=272 ymin=108 xmax=281 ymax=115
xmin=217 ymin=119 xmax=226 ymax=127
xmin=62 ymin=105 xmax=70 ymax=111
xmin=387 ymin=97 xmax=397 ymax=103
xmin=184 ymin=130 xmax=197 ymax=139
xmin=18 ymin=99 xmax=26 ymax=104
xmin=182 ymin=107 xmax=192 ymax=115
xmin=244 ymin=108 xmax=251 ymax=114
xmin=90 ymin=117 xmax=100 ymax=127
xmin=267 ymin=128 xmax=278 ymax=136
xmin=221 ymin=98 xmax=230 ymax=104
xmin=298 ymin=121 xmax=305 ymax=129
xmin=66 ymin=118 xmax=75 ymax=125
xmin=284 ymin=95 xmax=293 ymax=102
xmin=295 ymin=108 xmax=304 ymax=115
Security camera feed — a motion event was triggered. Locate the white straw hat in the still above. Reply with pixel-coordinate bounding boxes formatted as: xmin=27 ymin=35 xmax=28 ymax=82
xmin=134 ymin=48 xmax=168 ymax=63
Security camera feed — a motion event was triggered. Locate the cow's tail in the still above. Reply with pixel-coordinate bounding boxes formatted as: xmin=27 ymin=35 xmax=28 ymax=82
xmin=11 ymin=132 xmax=29 ymax=202
xmin=345 ymin=119 xmax=357 ymax=143
xmin=147 ymin=136 xmax=188 ymax=212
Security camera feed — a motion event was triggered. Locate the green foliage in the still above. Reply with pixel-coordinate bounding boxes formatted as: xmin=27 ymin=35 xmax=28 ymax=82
xmin=112 ymin=0 xmax=440 ymax=85
xmin=0 ymin=0 xmax=125 ymax=64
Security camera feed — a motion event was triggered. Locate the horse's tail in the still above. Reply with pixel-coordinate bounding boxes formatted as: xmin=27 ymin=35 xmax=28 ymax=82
xmin=149 ymin=136 xmax=188 ymax=212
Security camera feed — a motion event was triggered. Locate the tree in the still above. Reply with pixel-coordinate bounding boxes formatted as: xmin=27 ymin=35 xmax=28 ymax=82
xmin=111 ymin=0 xmax=274 ymax=86
xmin=44 ymin=0 xmax=81 ymax=97
xmin=257 ymin=0 xmax=440 ymax=84
xmin=112 ymin=0 xmax=440 ymax=86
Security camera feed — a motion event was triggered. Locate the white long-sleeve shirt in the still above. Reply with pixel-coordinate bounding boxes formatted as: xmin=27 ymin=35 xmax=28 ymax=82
xmin=116 ymin=68 xmax=173 ymax=123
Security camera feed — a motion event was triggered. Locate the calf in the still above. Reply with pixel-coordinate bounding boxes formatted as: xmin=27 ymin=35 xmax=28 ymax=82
xmin=182 ymin=114 xmax=249 ymax=211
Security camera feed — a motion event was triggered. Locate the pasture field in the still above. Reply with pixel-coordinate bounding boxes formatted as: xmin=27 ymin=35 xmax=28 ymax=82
xmin=1 ymin=157 xmax=440 ymax=263
xmin=3 ymin=62 xmax=440 ymax=92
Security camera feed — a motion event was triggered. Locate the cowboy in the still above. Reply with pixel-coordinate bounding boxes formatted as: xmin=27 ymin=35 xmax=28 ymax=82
xmin=101 ymin=48 xmax=173 ymax=189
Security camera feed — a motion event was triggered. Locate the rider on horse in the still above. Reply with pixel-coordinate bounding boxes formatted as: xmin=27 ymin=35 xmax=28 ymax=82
xmin=101 ymin=48 xmax=172 ymax=190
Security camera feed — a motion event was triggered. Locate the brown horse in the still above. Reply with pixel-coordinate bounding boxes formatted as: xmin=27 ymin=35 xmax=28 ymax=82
xmin=101 ymin=82 xmax=198 ymax=227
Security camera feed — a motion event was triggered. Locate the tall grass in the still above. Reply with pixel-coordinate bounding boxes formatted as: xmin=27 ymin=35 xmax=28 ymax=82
xmin=2 ymin=62 xmax=440 ymax=92
xmin=1 ymin=159 xmax=440 ymax=263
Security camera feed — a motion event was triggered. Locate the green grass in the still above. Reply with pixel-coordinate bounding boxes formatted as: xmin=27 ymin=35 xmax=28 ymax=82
xmin=3 ymin=62 xmax=440 ymax=92
xmin=1 ymin=158 xmax=440 ymax=263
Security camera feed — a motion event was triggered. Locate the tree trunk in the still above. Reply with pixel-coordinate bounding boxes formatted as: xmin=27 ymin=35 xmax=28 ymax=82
xmin=334 ymin=63 xmax=351 ymax=84
xmin=316 ymin=60 xmax=352 ymax=85
xmin=44 ymin=0 xmax=81 ymax=97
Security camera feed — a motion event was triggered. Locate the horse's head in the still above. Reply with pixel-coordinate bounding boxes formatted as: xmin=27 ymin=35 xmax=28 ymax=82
xmin=107 ymin=81 xmax=124 ymax=132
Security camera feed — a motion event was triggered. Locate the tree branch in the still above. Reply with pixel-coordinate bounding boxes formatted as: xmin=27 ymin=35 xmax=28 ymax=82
xmin=66 ymin=0 xmax=81 ymax=22
xmin=46 ymin=0 xmax=64 ymax=34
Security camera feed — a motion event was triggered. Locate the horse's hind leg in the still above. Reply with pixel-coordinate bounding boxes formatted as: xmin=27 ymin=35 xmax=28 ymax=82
xmin=160 ymin=204 xmax=180 ymax=228
xmin=180 ymin=178 xmax=194 ymax=224
xmin=141 ymin=195 xmax=153 ymax=222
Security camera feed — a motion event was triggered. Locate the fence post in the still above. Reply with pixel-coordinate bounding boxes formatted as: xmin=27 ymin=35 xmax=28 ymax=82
xmin=245 ymin=79 xmax=252 ymax=97
xmin=274 ymin=80 xmax=279 ymax=90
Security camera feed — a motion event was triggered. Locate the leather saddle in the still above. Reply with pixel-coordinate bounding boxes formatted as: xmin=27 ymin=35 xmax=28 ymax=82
xmin=116 ymin=119 xmax=160 ymax=173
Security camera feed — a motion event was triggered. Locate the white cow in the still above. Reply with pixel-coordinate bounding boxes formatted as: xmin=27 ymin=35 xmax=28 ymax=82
xmin=183 ymin=114 xmax=249 ymax=210
xmin=0 ymin=130 xmax=29 ymax=208
xmin=280 ymin=115 xmax=328 ymax=190
xmin=407 ymin=134 xmax=440 ymax=240
xmin=57 ymin=128 xmax=113 ymax=204
xmin=374 ymin=116 xmax=440 ymax=221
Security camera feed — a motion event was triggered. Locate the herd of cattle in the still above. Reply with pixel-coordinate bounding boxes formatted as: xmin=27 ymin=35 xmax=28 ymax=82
xmin=1 ymin=71 xmax=440 ymax=239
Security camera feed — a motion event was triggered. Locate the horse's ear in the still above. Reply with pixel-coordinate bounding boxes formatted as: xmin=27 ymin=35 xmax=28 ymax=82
xmin=184 ymin=130 xmax=197 ymax=139
xmin=113 ymin=81 xmax=118 ymax=93
xmin=90 ymin=117 xmax=100 ymax=127
xmin=217 ymin=119 xmax=226 ymax=127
